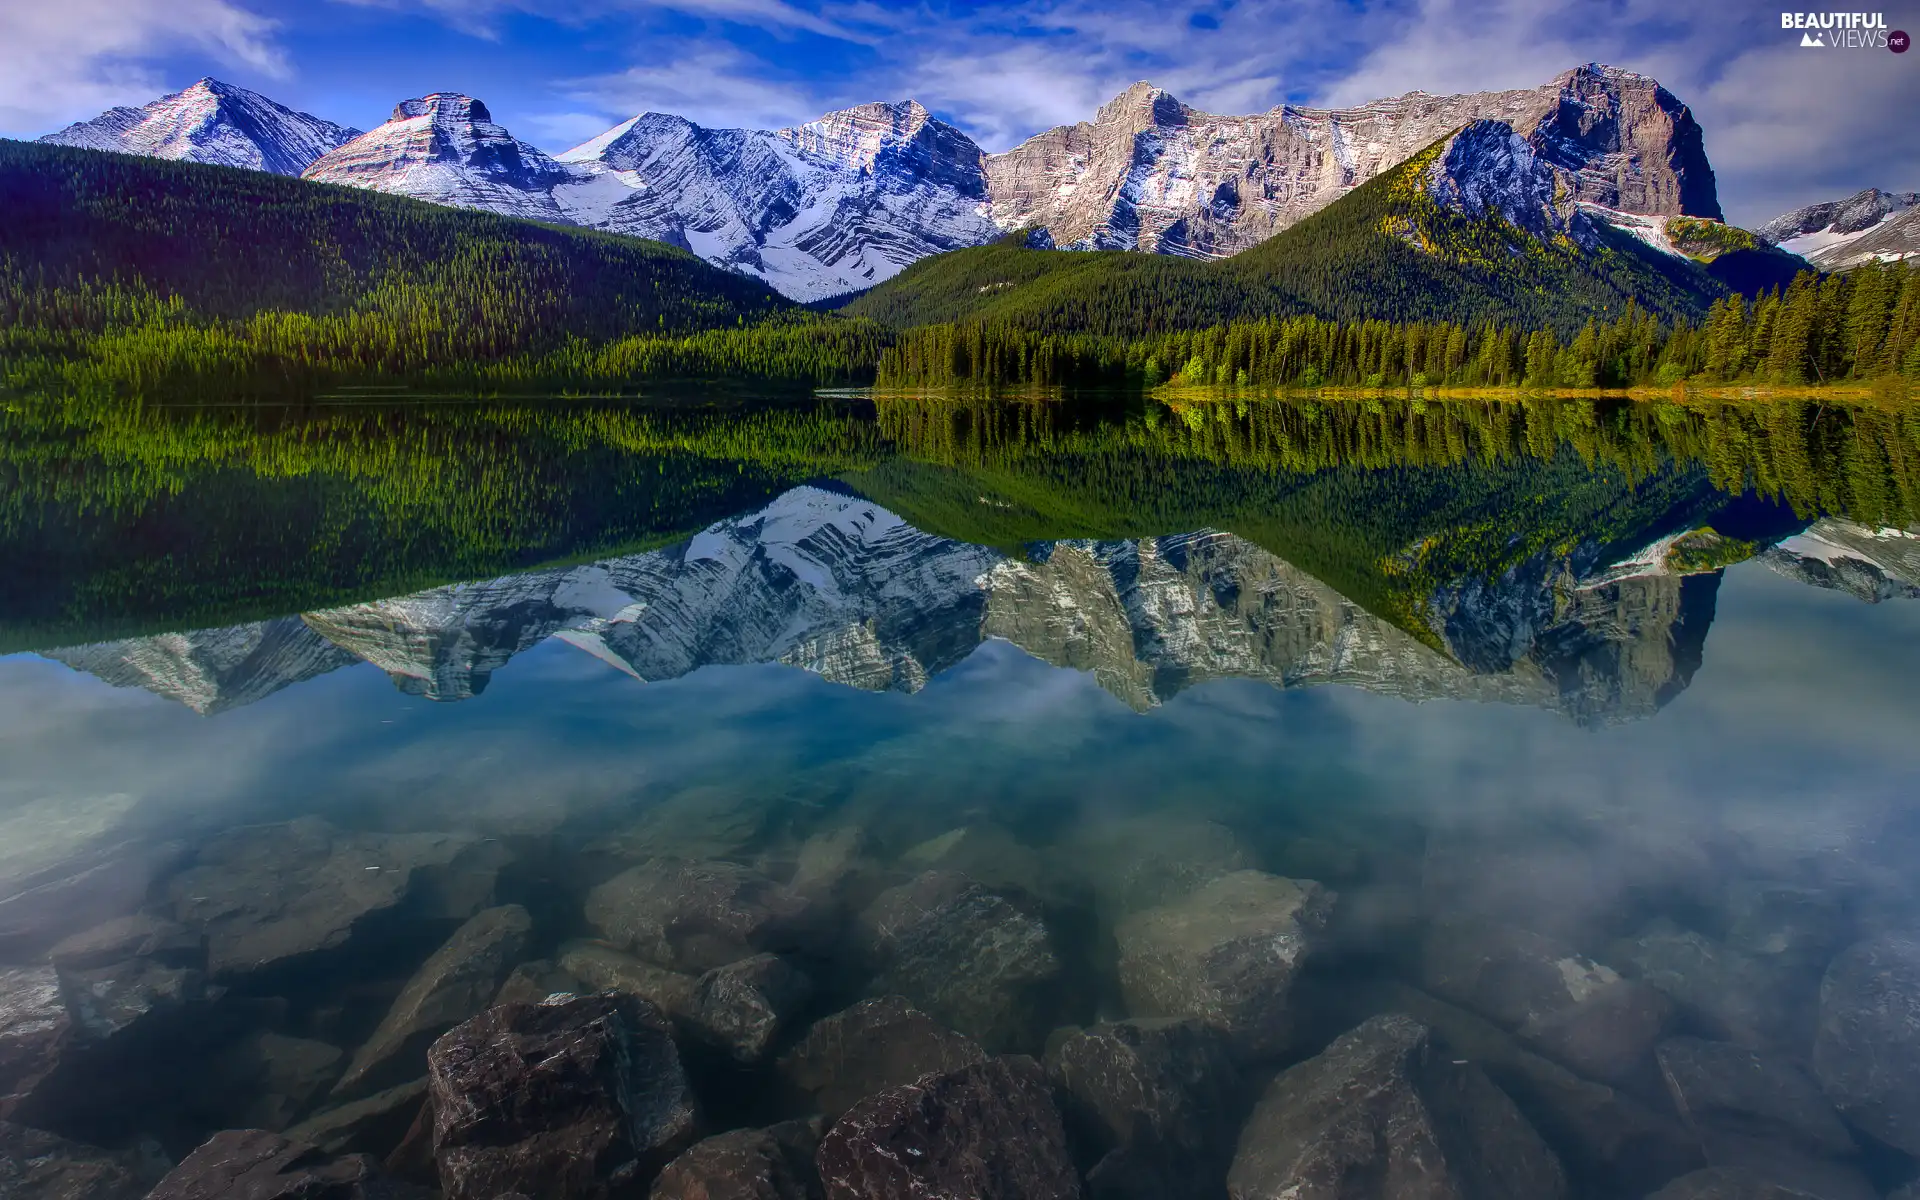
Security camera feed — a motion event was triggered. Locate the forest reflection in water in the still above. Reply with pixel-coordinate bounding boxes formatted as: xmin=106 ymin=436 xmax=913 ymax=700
xmin=1 ymin=388 xmax=1919 ymax=1200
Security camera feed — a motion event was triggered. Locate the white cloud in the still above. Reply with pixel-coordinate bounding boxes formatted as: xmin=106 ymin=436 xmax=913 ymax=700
xmin=0 ymin=0 xmax=287 ymax=138
xmin=336 ymin=0 xmax=874 ymax=41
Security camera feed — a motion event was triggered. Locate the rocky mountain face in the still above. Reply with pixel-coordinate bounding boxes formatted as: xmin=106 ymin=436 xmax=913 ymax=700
xmin=42 ymin=618 xmax=359 ymax=715
xmin=40 ymin=486 xmax=1748 ymax=725
xmin=1415 ymin=120 xmax=1600 ymax=250
xmin=301 ymin=94 xmax=579 ymax=223
xmin=547 ymin=101 xmax=1001 ymax=302
xmin=1758 ymin=188 xmax=1920 ymax=270
xmin=1764 ymin=519 xmax=1920 ymax=603
xmin=982 ymin=64 xmax=1720 ymax=256
xmin=44 ymin=64 xmax=1725 ymax=299
xmin=37 ymin=78 xmax=360 ymax=176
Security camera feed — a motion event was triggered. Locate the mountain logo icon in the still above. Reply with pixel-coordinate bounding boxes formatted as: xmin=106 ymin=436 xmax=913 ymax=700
xmin=1800 ymin=30 xmax=1826 ymax=46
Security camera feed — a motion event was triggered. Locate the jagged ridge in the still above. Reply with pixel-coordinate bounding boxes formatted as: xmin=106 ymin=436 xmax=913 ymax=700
xmin=38 ymin=78 xmax=360 ymax=176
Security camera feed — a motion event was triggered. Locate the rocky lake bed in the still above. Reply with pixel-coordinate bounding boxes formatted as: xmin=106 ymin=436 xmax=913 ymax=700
xmin=7 ymin=775 xmax=1920 ymax=1200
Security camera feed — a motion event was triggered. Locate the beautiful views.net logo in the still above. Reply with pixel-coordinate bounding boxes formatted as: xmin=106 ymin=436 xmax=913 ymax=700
xmin=1780 ymin=11 xmax=1904 ymax=49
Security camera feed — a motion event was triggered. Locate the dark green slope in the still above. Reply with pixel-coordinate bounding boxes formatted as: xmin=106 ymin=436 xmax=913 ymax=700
xmin=834 ymin=240 xmax=1276 ymax=335
xmin=840 ymin=141 xmax=1738 ymax=337
xmin=0 ymin=139 xmax=789 ymax=344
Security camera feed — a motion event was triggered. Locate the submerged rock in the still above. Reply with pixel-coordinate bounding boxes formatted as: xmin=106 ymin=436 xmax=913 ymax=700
xmin=787 ymin=826 xmax=870 ymax=904
xmin=584 ymin=859 xmax=815 ymax=973
xmin=212 ymin=1031 xmax=346 ymax=1131
xmin=492 ymin=959 xmax=584 ymax=1008
xmin=0 ymin=965 xmax=69 ymax=1119
xmin=1647 ymin=1165 xmax=1875 ymax=1200
xmin=0 ymin=1120 xmax=150 ymax=1200
xmin=335 ymin=904 xmax=532 ymax=1096
xmin=0 ymin=825 xmax=186 ymax=964
xmin=560 ymin=941 xmax=810 ymax=1062
xmin=1421 ymin=918 xmax=1671 ymax=1086
xmin=608 ymin=785 xmax=777 ymax=862
xmin=1723 ymin=883 xmax=1848 ymax=977
xmin=1812 ymin=935 xmax=1920 ymax=1155
xmin=653 ymin=1122 xmax=822 ymax=1200
xmin=859 ymin=872 xmax=1062 ymax=1053
xmin=899 ymin=825 xmax=1053 ymax=905
xmin=778 ymin=996 xmax=987 ymax=1121
xmin=1614 ymin=921 xmax=1806 ymax=1054
xmin=680 ymin=953 xmax=814 ymax=1063
xmin=1369 ymin=983 xmax=1700 ymax=1197
xmin=48 ymin=914 xmax=200 ymax=970
xmin=1226 ymin=1013 xmax=1568 ymax=1200
xmin=1656 ymin=1036 xmax=1854 ymax=1158
xmin=1071 ymin=815 xmax=1253 ymax=918
xmin=426 ymin=992 xmax=698 ymax=1200
xmin=147 ymin=1128 xmax=413 ymax=1200
xmin=166 ymin=819 xmax=503 ymax=978
xmin=58 ymin=957 xmax=210 ymax=1043
xmin=1114 ymin=871 xmax=1333 ymax=1056
xmin=1047 ymin=1019 xmax=1242 ymax=1200
xmin=813 ymin=1055 xmax=1079 ymax=1200
xmin=286 ymin=1079 xmax=430 ymax=1159
xmin=559 ymin=939 xmax=699 ymax=1012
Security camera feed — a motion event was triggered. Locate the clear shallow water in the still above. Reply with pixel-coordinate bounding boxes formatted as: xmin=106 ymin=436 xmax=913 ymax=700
xmin=3 ymin=391 xmax=1920 ymax=1199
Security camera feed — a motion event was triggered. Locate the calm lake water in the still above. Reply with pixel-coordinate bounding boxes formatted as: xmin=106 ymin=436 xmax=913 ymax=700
xmin=3 ymin=389 xmax=1920 ymax=1200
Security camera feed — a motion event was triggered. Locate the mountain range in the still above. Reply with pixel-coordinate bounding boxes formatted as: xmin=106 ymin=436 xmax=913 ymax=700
xmin=37 ymin=65 xmax=1878 ymax=304
xmin=43 ymin=487 xmax=1919 ymax=726
xmin=40 ymin=484 xmax=1752 ymax=725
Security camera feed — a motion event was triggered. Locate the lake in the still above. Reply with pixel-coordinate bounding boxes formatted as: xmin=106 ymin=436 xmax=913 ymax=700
xmin=3 ymin=389 xmax=1920 ymax=1200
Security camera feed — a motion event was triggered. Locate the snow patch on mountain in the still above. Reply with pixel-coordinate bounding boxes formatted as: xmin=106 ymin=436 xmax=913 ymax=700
xmin=1760 ymin=188 xmax=1920 ymax=269
xmin=38 ymin=78 xmax=360 ymax=176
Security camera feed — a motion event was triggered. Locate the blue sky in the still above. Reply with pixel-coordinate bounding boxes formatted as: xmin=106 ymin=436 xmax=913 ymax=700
xmin=2 ymin=0 xmax=1916 ymax=223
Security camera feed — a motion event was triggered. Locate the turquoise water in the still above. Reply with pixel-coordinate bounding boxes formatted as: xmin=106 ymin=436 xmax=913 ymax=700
xmin=3 ymin=392 xmax=1919 ymax=1199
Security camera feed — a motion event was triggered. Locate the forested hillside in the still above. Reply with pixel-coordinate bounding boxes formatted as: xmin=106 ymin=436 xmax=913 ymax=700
xmin=839 ymin=145 xmax=1788 ymax=337
xmin=0 ymin=140 xmax=886 ymax=389
xmin=874 ymin=261 xmax=1920 ymax=390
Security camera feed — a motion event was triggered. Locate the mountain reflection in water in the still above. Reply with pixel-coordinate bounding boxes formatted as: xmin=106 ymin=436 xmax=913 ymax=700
xmin=2 ymin=390 xmax=1920 ymax=1200
xmin=48 ymin=485 xmax=1728 ymax=724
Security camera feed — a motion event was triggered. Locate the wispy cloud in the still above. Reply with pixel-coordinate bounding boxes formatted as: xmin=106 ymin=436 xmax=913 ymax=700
xmin=336 ymin=0 xmax=876 ymax=41
xmin=0 ymin=0 xmax=287 ymax=136
xmin=558 ymin=45 xmax=827 ymax=134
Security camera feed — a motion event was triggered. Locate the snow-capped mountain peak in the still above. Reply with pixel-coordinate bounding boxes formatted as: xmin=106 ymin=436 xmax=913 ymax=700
xmin=547 ymin=102 xmax=998 ymax=301
xmin=37 ymin=78 xmax=361 ymax=176
xmin=556 ymin=115 xmax=644 ymax=163
xmin=301 ymin=92 xmax=578 ymax=222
